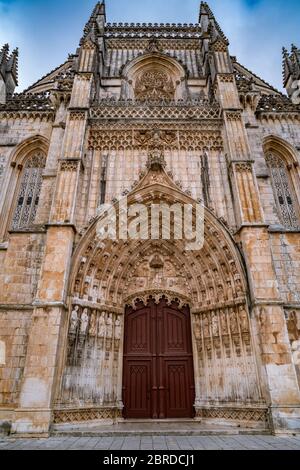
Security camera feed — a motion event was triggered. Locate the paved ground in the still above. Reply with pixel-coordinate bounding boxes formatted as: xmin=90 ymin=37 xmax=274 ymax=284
xmin=1 ymin=435 xmax=300 ymax=450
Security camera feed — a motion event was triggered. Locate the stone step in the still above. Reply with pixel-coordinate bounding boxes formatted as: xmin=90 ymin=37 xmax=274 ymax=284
xmin=52 ymin=427 xmax=271 ymax=438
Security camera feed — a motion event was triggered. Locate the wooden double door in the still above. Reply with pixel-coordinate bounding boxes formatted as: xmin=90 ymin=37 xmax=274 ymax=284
xmin=123 ymin=298 xmax=195 ymax=419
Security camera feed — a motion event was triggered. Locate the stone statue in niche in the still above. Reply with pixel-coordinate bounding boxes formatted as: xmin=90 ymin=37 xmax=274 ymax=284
xmin=203 ymin=314 xmax=210 ymax=337
xmin=83 ymin=282 xmax=90 ymax=299
xmin=229 ymin=308 xmax=238 ymax=334
xmin=239 ymin=306 xmax=249 ymax=332
xmin=226 ymin=280 xmax=234 ymax=301
xmin=98 ymin=312 xmax=106 ymax=338
xmin=70 ymin=306 xmax=79 ymax=332
xmin=80 ymin=308 xmax=89 ymax=335
xmin=194 ymin=316 xmax=201 ymax=341
xmin=92 ymin=285 xmax=99 ymax=302
xmin=217 ymin=284 xmax=225 ymax=301
xmin=89 ymin=311 xmax=98 ymax=337
xmin=106 ymin=313 xmax=113 ymax=339
xmin=115 ymin=317 xmax=122 ymax=341
xmin=152 ymin=271 xmax=163 ymax=288
xmin=235 ymin=278 xmax=244 ymax=297
xmin=220 ymin=310 xmax=228 ymax=335
xmin=74 ymin=280 xmax=80 ymax=298
xmin=211 ymin=312 xmax=219 ymax=337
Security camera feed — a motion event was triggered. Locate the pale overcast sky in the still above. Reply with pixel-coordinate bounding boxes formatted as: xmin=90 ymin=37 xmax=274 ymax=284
xmin=0 ymin=0 xmax=299 ymax=92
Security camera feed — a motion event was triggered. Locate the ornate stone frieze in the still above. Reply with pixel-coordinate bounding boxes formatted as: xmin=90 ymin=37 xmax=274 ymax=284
xmin=106 ymin=38 xmax=201 ymax=51
xmin=53 ymin=407 xmax=122 ymax=424
xmin=225 ymin=110 xmax=243 ymax=121
xmin=234 ymin=162 xmax=253 ymax=173
xmin=59 ymin=160 xmax=80 ymax=172
xmin=0 ymin=91 xmax=55 ymax=112
xmin=195 ymin=407 xmax=269 ymax=423
xmin=69 ymin=111 xmax=87 ymax=121
xmin=256 ymin=94 xmax=300 ymax=114
xmin=105 ymin=22 xmax=201 ymax=39
xmin=90 ymin=100 xmax=220 ymax=121
xmin=89 ymin=120 xmax=222 ymax=132
xmin=0 ymin=111 xmax=55 ymax=121
xmin=88 ymin=128 xmax=223 ymax=151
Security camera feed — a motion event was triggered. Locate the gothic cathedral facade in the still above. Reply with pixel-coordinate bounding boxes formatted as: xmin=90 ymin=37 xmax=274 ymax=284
xmin=0 ymin=2 xmax=300 ymax=435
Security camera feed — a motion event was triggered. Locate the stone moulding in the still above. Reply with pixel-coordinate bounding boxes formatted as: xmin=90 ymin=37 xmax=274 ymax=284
xmin=52 ymin=407 xmax=122 ymax=424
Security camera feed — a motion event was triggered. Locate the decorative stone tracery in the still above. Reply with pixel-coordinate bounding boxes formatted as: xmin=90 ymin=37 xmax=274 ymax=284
xmin=12 ymin=152 xmax=46 ymax=230
xmin=266 ymin=153 xmax=300 ymax=229
xmin=135 ymin=69 xmax=175 ymax=102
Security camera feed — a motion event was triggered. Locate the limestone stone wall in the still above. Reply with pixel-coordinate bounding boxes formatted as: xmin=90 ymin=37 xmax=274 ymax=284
xmin=0 ymin=233 xmax=45 ymax=305
xmin=270 ymin=233 xmax=300 ymax=304
xmin=0 ymin=118 xmax=52 ymax=148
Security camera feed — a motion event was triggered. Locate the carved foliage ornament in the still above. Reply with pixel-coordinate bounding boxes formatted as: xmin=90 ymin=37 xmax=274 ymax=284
xmin=135 ymin=69 xmax=175 ymax=102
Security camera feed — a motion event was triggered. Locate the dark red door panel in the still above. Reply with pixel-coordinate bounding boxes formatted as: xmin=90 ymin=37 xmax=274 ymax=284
xmin=165 ymin=360 xmax=194 ymax=418
xmin=123 ymin=360 xmax=151 ymax=419
xmin=123 ymin=299 xmax=195 ymax=419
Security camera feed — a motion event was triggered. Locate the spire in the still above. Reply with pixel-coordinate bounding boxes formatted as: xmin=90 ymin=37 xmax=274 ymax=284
xmin=0 ymin=44 xmax=9 ymax=69
xmin=0 ymin=44 xmax=19 ymax=104
xmin=80 ymin=1 xmax=106 ymax=45
xmin=6 ymin=48 xmax=19 ymax=84
xmin=199 ymin=2 xmax=229 ymax=44
xmin=282 ymin=44 xmax=300 ymax=97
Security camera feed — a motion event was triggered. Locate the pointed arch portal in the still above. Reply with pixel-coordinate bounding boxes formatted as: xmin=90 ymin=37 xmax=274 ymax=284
xmin=53 ymin=163 xmax=266 ymax=426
